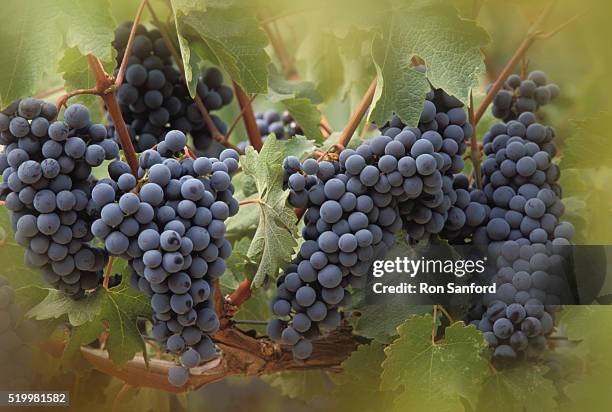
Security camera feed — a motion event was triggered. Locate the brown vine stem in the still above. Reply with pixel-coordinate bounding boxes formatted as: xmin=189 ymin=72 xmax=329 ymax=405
xmin=115 ymin=0 xmax=149 ymax=87
xmin=338 ymin=79 xmax=377 ymax=148
xmin=468 ymin=92 xmax=482 ymax=189
xmin=89 ymin=55 xmax=140 ymax=176
xmin=55 ymin=88 xmax=98 ymax=113
xmin=226 ymin=278 xmax=252 ymax=308
xmin=225 ymin=94 xmax=257 ymax=141
xmin=260 ymin=18 xmax=297 ymax=80
xmin=239 ymin=198 xmax=261 ymax=206
xmin=473 ymin=1 xmax=580 ymax=125
xmin=437 ymin=305 xmax=455 ymax=323
xmin=431 ymin=305 xmax=438 ymax=345
xmin=233 ymin=82 xmax=263 ymax=151
xmin=103 ymin=256 xmax=116 ymax=290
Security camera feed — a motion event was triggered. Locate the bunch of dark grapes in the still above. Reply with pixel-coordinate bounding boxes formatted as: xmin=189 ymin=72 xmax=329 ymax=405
xmin=382 ymin=87 xmax=474 ymax=241
xmin=0 ymin=99 xmax=116 ymax=297
xmin=457 ymin=72 xmax=575 ymax=361
xmin=90 ymin=130 xmax=239 ymax=387
xmin=111 ymin=22 xmax=233 ymax=155
xmin=257 ymin=110 xmax=302 ymax=139
xmin=237 ymin=110 xmax=303 ymax=152
xmin=490 ymin=71 xmax=560 ymax=121
xmin=0 ymin=276 xmax=38 ymax=390
xmin=268 ymin=154 xmax=400 ymax=360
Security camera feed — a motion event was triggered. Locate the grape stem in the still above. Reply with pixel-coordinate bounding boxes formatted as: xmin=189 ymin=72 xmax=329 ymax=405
xmin=43 ymin=325 xmax=362 ymax=393
xmin=436 ymin=305 xmax=454 ymax=323
xmin=224 ymin=94 xmax=258 ymax=141
xmin=233 ymin=82 xmax=263 ymax=151
xmin=114 ymin=0 xmax=149 ymax=87
xmin=226 ymin=278 xmax=253 ymax=308
xmin=102 ymin=256 xmax=116 ymax=290
xmin=431 ymin=305 xmax=438 ymax=345
xmin=238 ymin=198 xmax=261 ymax=206
xmin=468 ymin=92 xmax=482 ymax=189
xmin=54 ymin=54 xmax=141 ymax=176
xmin=473 ymin=1 xmax=584 ymax=125
xmin=87 ymin=53 xmax=140 ymax=176
xmin=338 ymin=78 xmax=377 ymax=148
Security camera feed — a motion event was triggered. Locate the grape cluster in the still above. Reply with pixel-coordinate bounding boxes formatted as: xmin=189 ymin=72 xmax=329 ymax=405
xmin=0 ymin=276 xmax=37 ymax=389
xmin=459 ymin=72 xmax=575 ymax=360
xmin=490 ymin=71 xmax=560 ymax=121
xmin=111 ymin=22 xmax=233 ymax=154
xmin=93 ymin=130 xmax=239 ymax=387
xmin=268 ymin=154 xmax=400 ymax=359
xmin=0 ymin=99 xmax=116 ymax=297
xmin=382 ymin=88 xmax=474 ymax=241
xmin=237 ymin=110 xmax=303 ymax=152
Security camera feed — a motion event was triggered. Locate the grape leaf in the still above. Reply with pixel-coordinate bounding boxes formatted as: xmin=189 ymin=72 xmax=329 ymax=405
xmin=171 ymin=0 xmax=270 ymax=94
xmin=282 ymin=135 xmax=317 ymax=160
xmin=0 ymin=0 xmax=115 ymax=106
xmin=351 ymin=302 xmax=431 ymax=343
xmin=369 ymin=0 xmax=490 ymax=127
xmin=381 ymin=315 xmax=489 ymax=411
xmin=267 ymin=65 xmax=324 ymax=143
xmin=57 ymin=47 xmax=113 ymax=122
xmin=329 ymin=343 xmax=395 ymax=412
xmin=475 ymin=365 xmax=556 ymax=412
xmin=241 ymin=135 xmax=298 ymax=288
xmin=280 ymin=99 xmax=324 ymax=144
xmin=27 ymin=289 xmax=104 ymax=327
xmin=63 ymin=276 xmax=151 ymax=367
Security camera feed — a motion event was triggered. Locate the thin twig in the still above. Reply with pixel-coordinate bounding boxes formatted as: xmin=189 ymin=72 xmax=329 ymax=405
xmin=239 ymin=198 xmax=261 ymax=206
xmin=260 ymin=18 xmax=297 ymax=79
xmin=431 ymin=305 xmax=438 ymax=345
xmin=103 ymin=256 xmax=116 ymax=290
xmin=56 ymin=88 xmax=99 ymax=113
xmin=535 ymin=9 xmax=590 ymax=39
xmin=233 ymin=82 xmax=262 ymax=151
xmin=473 ymin=1 xmax=557 ymax=125
xmin=115 ymin=0 xmax=149 ymax=87
xmin=338 ymin=79 xmax=377 ymax=148
xmin=437 ymin=305 xmax=455 ymax=323
xmin=468 ymin=92 xmax=482 ymax=189
xmin=225 ymin=94 xmax=257 ymax=141
xmin=233 ymin=319 xmax=269 ymax=325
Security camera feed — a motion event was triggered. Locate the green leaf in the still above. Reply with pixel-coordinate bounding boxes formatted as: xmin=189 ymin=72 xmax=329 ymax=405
xmin=475 ymin=365 xmax=557 ymax=412
xmin=0 ymin=0 xmax=115 ymax=106
xmin=329 ymin=343 xmax=394 ymax=412
xmin=267 ymin=65 xmax=322 ymax=103
xmin=369 ymin=0 xmax=490 ymax=127
xmin=57 ymin=47 xmax=111 ymax=122
xmin=225 ymin=194 xmax=260 ymax=240
xmin=267 ymin=66 xmax=324 ymax=143
xmin=282 ymin=135 xmax=317 ymax=160
xmin=351 ymin=302 xmax=431 ymax=343
xmin=382 ymin=315 xmax=489 ymax=411
xmin=172 ymin=0 xmax=270 ymax=94
xmin=280 ymin=99 xmax=324 ymax=144
xmin=241 ymin=135 xmax=299 ymax=288
xmin=63 ymin=277 xmax=151 ymax=367
xmin=27 ymin=289 xmax=104 ymax=326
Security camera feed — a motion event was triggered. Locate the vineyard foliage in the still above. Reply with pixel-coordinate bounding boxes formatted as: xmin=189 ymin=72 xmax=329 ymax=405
xmin=0 ymin=0 xmax=611 ymax=411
